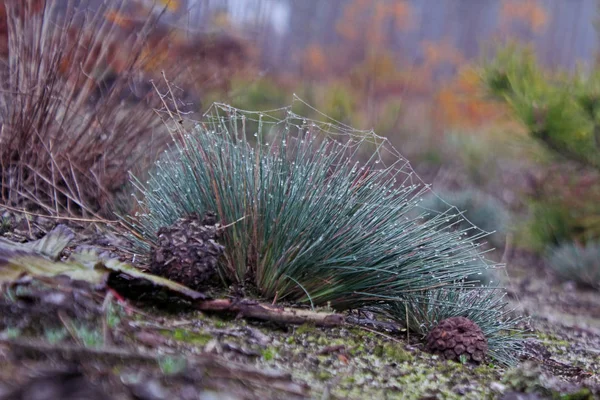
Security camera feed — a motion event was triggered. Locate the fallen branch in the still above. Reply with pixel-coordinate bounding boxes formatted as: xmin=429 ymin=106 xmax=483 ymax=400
xmin=195 ymin=298 xmax=345 ymax=327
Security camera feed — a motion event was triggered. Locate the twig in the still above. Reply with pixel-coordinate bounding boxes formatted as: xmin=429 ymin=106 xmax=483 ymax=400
xmin=316 ymin=344 xmax=346 ymax=355
xmin=218 ymin=215 xmax=248 ymax=230
xmin=195 ymin=299 xmax=345 ymax=327
xmin=0 ymin=204 xmax=117 ymax=224
xmin=501 ymin=232 xmax=513 ymax=264
xmin=57 ymin=310 xmax=82 ymax=346
xmin=24 ymin=214 xmax=33 ymax=238
xmin=356 ymin=325 xmax=405 ymax=345
xmin=101 ymin=291 xmax=115 ymax=346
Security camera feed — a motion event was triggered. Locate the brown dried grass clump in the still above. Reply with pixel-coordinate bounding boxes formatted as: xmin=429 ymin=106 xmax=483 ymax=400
xmin=0 ymin=0 xmax=168 ymax=217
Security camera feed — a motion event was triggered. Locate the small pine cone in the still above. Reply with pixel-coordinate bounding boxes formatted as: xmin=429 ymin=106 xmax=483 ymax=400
xmin=425 ymin=316 xmax=488 ymax=363
xmin=149 ymin=212 xmax=225 ymax=291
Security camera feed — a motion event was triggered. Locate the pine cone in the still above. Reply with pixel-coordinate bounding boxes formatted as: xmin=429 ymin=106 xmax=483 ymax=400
xmin=425 ymin=316 xmax=488 ymax=363
xmin=149 ymin=212 xmax=225 ymax=291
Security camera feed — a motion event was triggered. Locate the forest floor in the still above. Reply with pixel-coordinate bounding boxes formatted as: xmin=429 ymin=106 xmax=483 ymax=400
xmin=0 ymin=209 xmax=599 ymax=400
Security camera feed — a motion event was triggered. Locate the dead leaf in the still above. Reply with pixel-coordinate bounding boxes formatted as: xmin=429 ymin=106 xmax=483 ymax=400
xmin=0 ymin=225 xmax=74 ymax=260
xmin=0 ymin=227 xmax=205 ymax=301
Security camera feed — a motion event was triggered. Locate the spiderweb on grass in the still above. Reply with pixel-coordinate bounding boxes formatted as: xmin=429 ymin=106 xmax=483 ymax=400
xmin=129 ymin=94 xmax=527 ymax=365
xmin=202 ymin=94 xmax=495 ymax=249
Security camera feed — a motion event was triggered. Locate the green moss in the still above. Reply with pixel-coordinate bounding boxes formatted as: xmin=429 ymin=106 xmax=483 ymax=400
xmin=105 ymin=302 xmax=122 ymax=329
xmin=165 ymin=328 xmax=213 ymax=346
xmin=74 ymin=325 xmax=103 ymax=348
xmin=0 ymin=327 xmax=21 ymax=339
xmin=344 ymin=376 xmax=356 ymax=385
xmin=348 ymin=327 xmax=375 ymax=338
xmin=213 ymin=320 xmax=227 ymax=329
xmin=44 ymin=328 xmax=67 ymax=344
xmin=473 ymin=364 xmax=494 ymax=375
xmin=350 ymin=344 xmax=365 ymax=355
xmin=383 ymin=343 xmax=413 ymax=362
xmin=0 ymin=216 xmax=11 ymax=233
xmin=296 ymin=323 xmax=317 ymax=335
xmin=558 ymin=388 xmax=594 ymax=400
xmin=111 ymin=365 xmax=123 ymax=375
xmin=502 ymin=362 xmax=595 ymax=400
xmin=317 ymin=355 xmax=329 ymax=363
xmin=158 ymin=356 xmax=187 ymax=375
xmin=372 ymin=343 xmax=412 ymax=362
xmin=537 ymin=332 xmax=555 ymax=341
xmin=329 ymin=338 xmax=346 ymax=346
xmin=305 ymin=335 xmax=320 ymax=343
xmin=316 ymin=369 xmax=332 ymax=381
xmin=502 ymin=363 xmax=548 ymax=395
xmin=261 ymin=347 xmax=276 ymax=361
xmin=536 ymin=333 xmax=570 ymax=351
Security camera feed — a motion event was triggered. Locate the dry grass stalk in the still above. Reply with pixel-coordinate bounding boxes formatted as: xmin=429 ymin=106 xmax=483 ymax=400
xmin=0 ymin=0 xmax=170 ymax=218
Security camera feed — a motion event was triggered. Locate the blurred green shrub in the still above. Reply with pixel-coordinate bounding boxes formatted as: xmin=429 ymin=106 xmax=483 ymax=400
xmin=483 ymin=44 xmax=600 ymax=169
xmin=320 ymin=82 xmax=357 ymax=125
xmin=525 ymin=168 xmax=600 ymax=251
xmin=482 ymin=44 xmax=541 ymax=100
xmin=229 ymin=77 xmax=289 ymax=112
xmin=373 ymin=99 xmax=403 ymax=136
xmin=483 ymin=44 xmax=600 ymax=251
xmin=444 ymin=133 xmax=503 ymax=186
xmin=546 ymin=241 xmax=600 ymax=290
xmin=526 ymin=203 xmax=579 ymax=251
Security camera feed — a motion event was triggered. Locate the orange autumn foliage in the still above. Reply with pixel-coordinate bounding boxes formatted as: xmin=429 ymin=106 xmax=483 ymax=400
xmin=336 ymin=0 xmax=414 ymax=47
xmin=392 ymin=1 xmax=413 ymax=30
xmin=500 ymin=0 xmax=548 ymax=33
xmin=302 ymin=44 xmax=328 ymax=78
xmin=104 ymin=9 xmax=137 ymax=30
xmin=335 ymin=0 xmax=366 ymax=42
xmin=158 ymin=0 xmax=182 ymax=12
xmin=421 ymin=39 xmax=464 ymax=69
xmin=324 ymin=0 xmax=419 ymax=97
xmin=98 ymin=3 xmax=248 ymax=92
xmin=433 ymin=67 xmax=506 ymax=129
